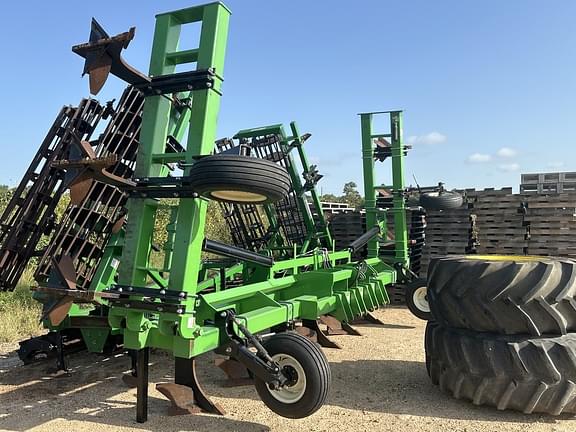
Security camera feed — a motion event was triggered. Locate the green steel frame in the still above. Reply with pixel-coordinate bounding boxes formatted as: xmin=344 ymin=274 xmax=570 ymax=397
xmin=233 ymin=121 xmax=333 ymax=254
xmin=25 ymin=2 xmax=417 ymax=422
xmin=35 ymin=2 xmax=416 ymax=361
xmin=360 ymin=111 xmax=409 ymax=267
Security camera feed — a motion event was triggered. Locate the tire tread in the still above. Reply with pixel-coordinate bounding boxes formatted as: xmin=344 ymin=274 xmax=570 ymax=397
xmin=428 ymin=256 xmax=576 ymax=335
xmin=426 ymin=322 xmax=576 ymax=415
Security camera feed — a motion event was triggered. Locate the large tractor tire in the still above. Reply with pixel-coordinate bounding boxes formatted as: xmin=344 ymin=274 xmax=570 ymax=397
xmin=425 ymin=322 xmax=576 ymax=415
xmin=427 ymin=255 xmax=576 ymax=336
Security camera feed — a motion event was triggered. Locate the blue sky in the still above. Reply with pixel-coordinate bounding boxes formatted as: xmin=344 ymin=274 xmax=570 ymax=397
xmin=0 ymin=1 xmax=574 ymax=194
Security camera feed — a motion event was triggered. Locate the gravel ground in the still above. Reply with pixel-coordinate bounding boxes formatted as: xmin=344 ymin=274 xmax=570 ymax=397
xmin=1 ymin=308 xmax=575 ymax=432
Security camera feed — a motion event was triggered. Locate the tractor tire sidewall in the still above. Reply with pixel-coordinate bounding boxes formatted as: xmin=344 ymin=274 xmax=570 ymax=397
xmin=406 ymin=278 xmax=432 ymax=321
xmin=254 ymin=332 xmax=331 ymax=419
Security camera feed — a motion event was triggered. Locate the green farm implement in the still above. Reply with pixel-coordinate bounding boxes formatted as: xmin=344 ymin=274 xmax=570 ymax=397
xmin=0 ymin=2 xmax=449 ymax=422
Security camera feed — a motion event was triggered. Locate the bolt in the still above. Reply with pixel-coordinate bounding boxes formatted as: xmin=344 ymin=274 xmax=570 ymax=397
xmin=159 ymin=289 xmax=166 ymax=295
xmin=225 ymin=347 xmax=232 ymax=354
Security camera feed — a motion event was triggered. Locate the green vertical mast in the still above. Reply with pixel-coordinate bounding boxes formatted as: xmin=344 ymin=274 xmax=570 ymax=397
xmin=359 ymin=111 xmax=409 ymax=265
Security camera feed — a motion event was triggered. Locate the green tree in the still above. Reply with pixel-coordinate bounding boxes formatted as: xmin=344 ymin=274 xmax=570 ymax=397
xmin=319 ymin=193 xmax=339 ymax=203
xmin=341 ymin=181 xmax=363 ymax=209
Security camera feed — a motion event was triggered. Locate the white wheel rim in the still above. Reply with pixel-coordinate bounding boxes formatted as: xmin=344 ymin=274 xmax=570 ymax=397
xmin=413 ymin=286 xmax=430 ymax=313
xmin=267 ymin=353 xmax=307 ymax=404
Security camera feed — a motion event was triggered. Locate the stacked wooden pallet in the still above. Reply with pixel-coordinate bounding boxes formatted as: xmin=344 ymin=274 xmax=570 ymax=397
xmin=523 ymin=193 xmax=576 ymax=257
xmin=471 ymin=188 xmax=528 ymax=255
xmin=419 ymin=199 xmax=476 ymax=276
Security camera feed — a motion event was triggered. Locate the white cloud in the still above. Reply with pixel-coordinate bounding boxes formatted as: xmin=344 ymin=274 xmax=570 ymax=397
xmin=499 ymin=163 xmax=520 ymax=172
xmin=548 ymin=161 xmax=564 ymax=169
xmin=406 ymin=131 xmax=447 ymax=145
xmin=496 ymin=147 xmax=517 ymax=158
xmin=467 ymin=153 xmax=492 ymax=163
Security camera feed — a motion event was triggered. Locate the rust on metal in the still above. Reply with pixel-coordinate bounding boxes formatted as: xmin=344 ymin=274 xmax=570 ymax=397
xmin=301 ymin=319 xmax=342 ymax=349
xmin=72 ymin=19 xmax=150 ymax=95
xmin=156 ymin=384 xmax=204 ymax=415
xmin=0 ymin=99 xmax=105 ymax=292
xmin=42 ymin=255 xmax=78 ymax=326
xmin=158 ymin=357 xmax=225 ymax=416
xmin=215 ymin=357 xmax=253 ymax=387
xmin=35 ymin=86 xmax=144 ymax=291
xmin=46 ymin=297 xmax=75 ymax=326
xmin=319 ymin=315 xmax=362 ymax=336
xmin=351 ymin=312 xmax=386 ymax=326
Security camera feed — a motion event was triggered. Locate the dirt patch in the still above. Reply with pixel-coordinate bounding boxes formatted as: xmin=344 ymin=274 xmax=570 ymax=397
xmin=1 ymin=308 xmax=575 ymax=432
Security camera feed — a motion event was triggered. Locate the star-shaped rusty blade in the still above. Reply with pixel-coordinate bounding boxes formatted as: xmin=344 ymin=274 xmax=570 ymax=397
xmin=40 ymin=255 xmax=77 ymax=326
xmin=72 ymin=18 xmax=150 ymax=95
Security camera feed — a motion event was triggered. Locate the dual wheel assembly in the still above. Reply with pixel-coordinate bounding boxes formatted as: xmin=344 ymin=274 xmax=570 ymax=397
xmin=425 ymin=255 xmax=576 ymax=415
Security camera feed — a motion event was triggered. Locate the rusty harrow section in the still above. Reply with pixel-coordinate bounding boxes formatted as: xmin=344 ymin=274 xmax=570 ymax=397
xmin=35 ymin=87 xmax=144 ymax=289
xmin=214 ymin=134 xmax=308 ymax=255
xmin=0 ymin=99 xmax=106 ymax=291
xmin=251 ymin=134 xmax=308 ymax=247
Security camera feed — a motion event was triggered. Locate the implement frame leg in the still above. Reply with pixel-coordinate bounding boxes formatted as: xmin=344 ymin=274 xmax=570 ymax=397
xmin=136 ymin=348 xmax=149 ymax=423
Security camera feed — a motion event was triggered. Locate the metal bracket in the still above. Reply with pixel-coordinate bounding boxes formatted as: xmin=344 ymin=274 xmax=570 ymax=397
xmin=134 ymin=69 xmax=217 ymax=96
xmin=221 ymin=311 xmax=287 ymax=388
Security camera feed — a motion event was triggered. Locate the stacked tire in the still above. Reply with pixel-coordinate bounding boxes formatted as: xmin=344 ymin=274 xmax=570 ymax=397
xmin=425 ymin=255 xmax=576 ymax=415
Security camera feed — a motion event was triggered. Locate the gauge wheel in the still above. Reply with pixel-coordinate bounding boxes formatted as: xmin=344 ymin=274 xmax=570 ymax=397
xmin=406 ymin=278 xmax=432 ymax=320
xmin=254 ymin=332 xmax=331 ymax=418
xmin=187 ymin=155 xmax=292 ymax=204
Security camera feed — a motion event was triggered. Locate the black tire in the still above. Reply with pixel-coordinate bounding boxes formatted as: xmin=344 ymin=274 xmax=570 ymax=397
xmin=419 ymin=191 xmax=463 ymax=210
xmin=188 ymin=155 xmax=291 ymax=204
xmin=406 ymin=278 xmax=432 ymax=320
xmin=424 ymin=321 xmax=439 ymax=385
xmin=425 ymin=322 xmax=576 ymax=415
xmin=254 ymin=332 xmax=331 ymax=418
xmin=428 ymin=255 xmax=576 ymax=336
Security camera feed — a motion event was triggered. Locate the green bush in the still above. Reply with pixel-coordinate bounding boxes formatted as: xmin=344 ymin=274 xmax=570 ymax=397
xmin=0 ymin=269 xmax=43 ymax=343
